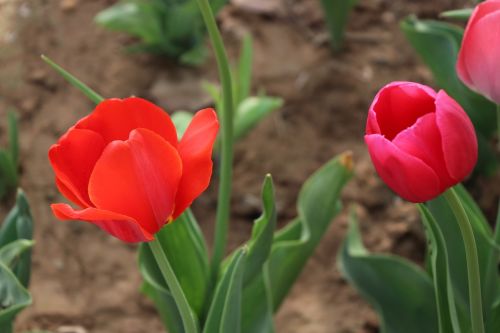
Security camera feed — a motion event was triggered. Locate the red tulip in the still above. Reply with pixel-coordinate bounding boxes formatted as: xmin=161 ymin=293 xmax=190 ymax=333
xmin=365 ymin=82 xmax=477 ymax=203
xmin=49 ymin=97 xmax=219 ymax=242
xmin=457 ymin=0 xmax=500 ymax=104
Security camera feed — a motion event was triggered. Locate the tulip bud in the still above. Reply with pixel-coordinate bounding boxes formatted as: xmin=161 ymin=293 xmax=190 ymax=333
xmin=365 ymin=82 xmax=477 ymax=202
xmin=457 ymin=0 xmax=500 ymax=104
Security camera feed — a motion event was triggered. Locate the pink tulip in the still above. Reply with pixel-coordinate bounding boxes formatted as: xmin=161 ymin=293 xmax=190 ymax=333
xmin=457 ymin=0 xmax=500 ymax=104
xmin=365 ymin=82 xmax=477 ymax=202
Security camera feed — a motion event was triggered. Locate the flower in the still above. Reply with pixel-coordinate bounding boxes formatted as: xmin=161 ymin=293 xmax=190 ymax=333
xmin=457 ymin=0 xmax=500 ymax=104
xmin=365 ymin=82 xmax=477 ymax=203
xmin=49 ymin=97 xmax=219 ymax=242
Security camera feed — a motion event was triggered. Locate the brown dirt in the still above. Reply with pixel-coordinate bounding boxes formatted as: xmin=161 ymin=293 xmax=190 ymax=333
xmin=0 ymin=0 xmax=476 ymax=332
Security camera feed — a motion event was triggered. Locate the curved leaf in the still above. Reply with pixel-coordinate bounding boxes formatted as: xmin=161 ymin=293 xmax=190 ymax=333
xmin=339 ymin=219 xmax=438 ymax=333
xmin=0 ymin=190 xmax=34 ymax=287
xmin=419 ymin=204 xmax=462 ymax=333
xmin=0 ymin=262 xmax=31 ymax=333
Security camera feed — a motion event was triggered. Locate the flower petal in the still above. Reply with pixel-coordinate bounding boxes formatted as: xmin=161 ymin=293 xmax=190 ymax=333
xmin=49 ymin=128 xmax=106 ymax=208
xmin=435 ymin=90 xmax=478 ymax=181
xmin=51 ymin=203 xmax=153 ymax=242
xmin=76 ymin=97 xmax=178 ymax=147
xmin=392 ymin=112 xmax=455 ymax=189
xmin=460 ymin=11 xmax=500 ymax=104
xmin=174 ymin=108 xmax=219 ymax=218
xmin=88 ymin=128 xmax=182 ymax=234
xmin=370 ymin=82 xmax=436 ymax=140
xmin=365 ymin=134 xmax=441 ymax=203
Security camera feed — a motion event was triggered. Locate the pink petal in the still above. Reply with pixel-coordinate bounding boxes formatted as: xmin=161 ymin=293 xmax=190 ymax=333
xmin=435 ymin=90 xmax=478 ymax=181
xmin=461 ymin=11 xmax=500 ymax=104
xmin=370 ymin=82 xmax=437 ymax=140
xmin=392 ymin=112 xmax=455 ymax=189
xmin=365 ymin=134 xmax=441 ymax=202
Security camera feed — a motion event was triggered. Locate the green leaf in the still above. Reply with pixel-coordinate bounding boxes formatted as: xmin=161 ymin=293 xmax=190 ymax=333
xmin=41 ymin=55 xmax=104 ymax=104
xmin=339 ymin=218 xmax=438 ymax=333
xmin=0 ymin=262 xmax=31 ymax=333
xmin=234 ymin=35 xmax=253 ymax=106
xmin=487 ymin=301 xmax=500 ymax=333
xmin=234 ymin=97 xmax=283 ymax=140
xmin=7 ymin=112 xmax=18 ymax=166
xmin=269 ymin=152 xmax=352 ymax=308
xmin=427 ymin=185 xmax=496 ymax=331
xmin=242 ymin=175 xmax=277 ymax=285
xmin=0 ymin=240 xmax=34 ymax=270
xmin=418 ymin=204 xmax=462 ymax=333
xmin=0 ymin=190 xmax=34 ymax=288
xmin=203 ymin=248 xmax=247 ymax=333
xmin=0 ymin=151 xmax=17 ymax=194
xmin=236 ymin=152 xmax=352 ymax=333
xmin=139 ymin=210 xmax=209 ymax=318
xmin=319 ymin=0 xmax=357 ymax=50
xmin=440 ymin=8 xmax=473 ymax=21
xmin=171 ymin=111 xmax=194 ymax=140
xmin=140 ymin=278 xmax=184 ymax=333
xmin=95 ymin=1 xmax=165 ymax=48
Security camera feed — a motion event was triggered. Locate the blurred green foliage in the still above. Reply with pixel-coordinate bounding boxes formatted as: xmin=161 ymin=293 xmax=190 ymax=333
xmin=95 ymin=0 xmax=228 ymax=65
xmin=0 ymin=191 xmax=34 ymax=333
xmin=0 ymin=112 xmax=19 ymax=201
xmin=319 ymin=0 xmax=358 ymax=50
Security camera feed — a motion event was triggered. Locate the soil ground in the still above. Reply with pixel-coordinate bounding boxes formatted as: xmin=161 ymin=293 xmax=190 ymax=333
xmin=0 ymin=0 xmax=483 ymax=332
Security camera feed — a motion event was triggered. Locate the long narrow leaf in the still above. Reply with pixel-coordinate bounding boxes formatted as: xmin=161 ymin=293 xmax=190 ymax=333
xmin=203 ymin=248 xmax=247 ymax=333
xmin=41 ymin=55 xmax=104 ymax=104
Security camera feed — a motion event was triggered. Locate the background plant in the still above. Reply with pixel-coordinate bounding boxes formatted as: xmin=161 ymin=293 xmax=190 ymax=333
xmin=0 ymin=112 xmax=19 ymax=201
xmin=0 ymin=190 xmax=34 ymax=333
xmin=95 ymin=0 xmax=228 ymax=65
xmin=319 ymin=0 xmax=358 ymax=50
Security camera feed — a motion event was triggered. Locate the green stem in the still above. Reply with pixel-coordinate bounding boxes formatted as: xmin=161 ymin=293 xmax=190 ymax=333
xmin=444 ymin=188 xmax=485 ymax=333
xmin=149 ymin=238 xmax=198 ymax=333
xmin=194 ymin=0 xmax=234 ymax=276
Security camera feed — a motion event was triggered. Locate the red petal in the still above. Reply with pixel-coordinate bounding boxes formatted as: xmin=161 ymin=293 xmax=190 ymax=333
xmin=55 ymin=177 xmax=88 ymax=208
xmin=49 ymin=128 xmax=105 ymax=207
xmin=174 ymin=108 xmax=219 ymax=218
xmin=435 ymin=90 xmax=478 ymax=181
xmin=371 ymin=82 xmax=436 ymax=140
xmin=51 ymin=203 xmax=153 ymax=242
xmin=365 ymin=134 xmax=441 ymax=203
xmin=88 ymin=128 xmax=182 ymax=234
xmin=75 ymin=97 xmax=178 ymax=147
xmin=392 ymin=112 xmax=455 ymax=189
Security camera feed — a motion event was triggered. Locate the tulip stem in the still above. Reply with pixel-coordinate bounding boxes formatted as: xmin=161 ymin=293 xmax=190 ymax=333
xmin=149 ymin=238 xmax=199 ymax=333
xmin=443 ymin=188 xmax=485 ymax=333
xmin=194 ymin=0 xmax=234 ymax=277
